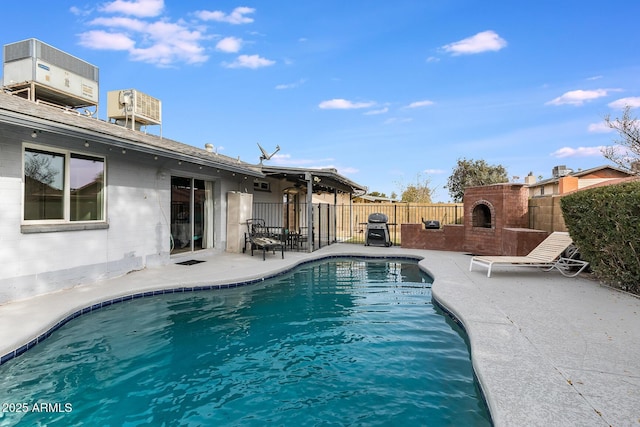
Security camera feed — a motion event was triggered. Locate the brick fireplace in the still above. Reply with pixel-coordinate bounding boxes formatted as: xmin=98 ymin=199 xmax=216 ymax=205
xmin=463 ymin=183 xmax=528 ymax=255
xmin=402 ymin=183 xmax=548 ymax=255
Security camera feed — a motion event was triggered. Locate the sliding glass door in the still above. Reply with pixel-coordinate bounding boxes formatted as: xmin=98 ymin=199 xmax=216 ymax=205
xmin=171 ymin=177 xmax=213 ymax=254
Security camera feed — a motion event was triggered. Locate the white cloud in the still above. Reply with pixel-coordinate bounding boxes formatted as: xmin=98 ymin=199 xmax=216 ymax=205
xmin=588 ymin=122 xmax=613 ymax=133
xmin=70 ymin=6 xmax=92 ymax=16
xmin=546 ymin=89 xmax=612 ymax=106
xmin=132 ymin=21 xmax=208 ymax=65
xmin=78 ymin=30 xmax=136 ymax=50
xmin=550 ymin=146 xmax=606 ymax=158
xmin=608 ymin=96 xmax=640 ymax=109
xmin=364 ymin=107 xmax=389 ymax=115
xmin=272 ymin=154 xmax=336 ymax=167
xmin=442 ymin=30 xmax=507 ymax=55
xmin=89 ymin=16 xmax=147 ymax=32
xmin=270 ymin=154 xmax=360 ymax=177
xmin=275 ymin=79 xmax=306 ymax=90
xmin=100 ymin=0 xmax=164 ymax=18
xmin=405 ymin=100 xmax=434 ymax=108
xmin=426 ymin=56 xmax=440 ymax=63
xmin=216 ymin=36 xmax=242 ymax=53
xmin=80 ymin=12 xmax=209 ymax=66
xmin=78 ymin=3 xmax=261 ymax=67
xmin=318 ymin=99 xmax=375 ymax=109
xmin=337 ymin=166 xmax=359 ymax=175
xmin=424 ymin=169 xmax=446 ymax=174
xmin=383 ymin=117 xmax=413 ymax=124
xmin=196 ymin=7 xmax=255 ymax=24
xmin=224 ymin=54 xmax=275 ymax=69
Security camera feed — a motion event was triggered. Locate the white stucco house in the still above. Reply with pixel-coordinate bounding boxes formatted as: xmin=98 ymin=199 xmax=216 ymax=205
xmin=0 ymin=91 xmax=365 ymax=304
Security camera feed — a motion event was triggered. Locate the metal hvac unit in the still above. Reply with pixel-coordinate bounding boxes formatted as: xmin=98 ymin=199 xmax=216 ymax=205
xmin=2 ymin=38 xmax=99 ymax=109
xmin=107 ymin=89 xmax=162 ymax=130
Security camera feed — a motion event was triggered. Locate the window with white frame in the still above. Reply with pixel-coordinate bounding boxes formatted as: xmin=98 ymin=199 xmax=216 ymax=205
xmin=23 ymin=145 xmax=105 ymax=222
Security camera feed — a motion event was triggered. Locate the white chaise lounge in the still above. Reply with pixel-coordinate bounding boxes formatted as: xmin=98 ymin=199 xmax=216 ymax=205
xmin=469 ymin=231 xmax=589 ymax=277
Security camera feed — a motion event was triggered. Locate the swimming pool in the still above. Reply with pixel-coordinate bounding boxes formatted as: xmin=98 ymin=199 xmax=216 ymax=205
xmin=0 ymin=258 xmax=491 ymax=426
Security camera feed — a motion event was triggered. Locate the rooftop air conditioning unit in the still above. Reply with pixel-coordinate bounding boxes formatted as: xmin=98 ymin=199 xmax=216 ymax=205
xmin=2 ymin=38 xmax=99 ymax=109
xmin=552 ymin=165 xmax=573 ymax=178
xmin=107 ymin=89 xmax=162 ymax=129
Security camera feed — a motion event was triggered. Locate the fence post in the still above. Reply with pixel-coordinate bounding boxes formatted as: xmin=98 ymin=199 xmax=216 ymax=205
xmin=317 ymin=204 xmax=322 ymax=249
xmin=393 ymin=203 xmax=398 ymax=243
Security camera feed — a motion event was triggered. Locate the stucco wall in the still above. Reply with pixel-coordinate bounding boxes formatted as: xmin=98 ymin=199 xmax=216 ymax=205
xmin=0 ymin=127 xmax=171 ymax=303
xmin=0 ymin=122 xmax=246 ymax=304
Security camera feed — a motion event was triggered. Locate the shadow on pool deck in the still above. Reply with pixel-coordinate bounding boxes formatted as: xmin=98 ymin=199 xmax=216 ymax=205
xmin=0 ymin=244 xmax=638 ymax=426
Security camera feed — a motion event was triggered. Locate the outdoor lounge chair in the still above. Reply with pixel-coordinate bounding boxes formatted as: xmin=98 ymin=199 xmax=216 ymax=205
xmin=469 ymin=231 xmax=589 ymax=277
xmin=246 ymin=218 xmax=285 ymax=261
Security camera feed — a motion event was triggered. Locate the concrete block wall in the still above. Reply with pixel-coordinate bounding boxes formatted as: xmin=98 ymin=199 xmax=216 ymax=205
xmin=529 ymin=196 xmax=567 ymax=233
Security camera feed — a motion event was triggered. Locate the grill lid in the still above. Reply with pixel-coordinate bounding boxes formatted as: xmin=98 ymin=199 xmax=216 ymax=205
xmin=368 ymin=213 xmax=388 ymax=223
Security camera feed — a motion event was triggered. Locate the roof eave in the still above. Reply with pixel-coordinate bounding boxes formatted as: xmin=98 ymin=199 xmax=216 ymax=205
xmin=0 ymin=107 xmax=265 ymax=178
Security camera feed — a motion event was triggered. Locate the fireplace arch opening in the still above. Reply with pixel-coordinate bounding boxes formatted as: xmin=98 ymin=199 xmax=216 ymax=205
xmin=472 ymin=202 xmax=493 ymax=228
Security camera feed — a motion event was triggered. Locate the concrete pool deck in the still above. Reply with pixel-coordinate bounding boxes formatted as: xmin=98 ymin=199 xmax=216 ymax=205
xmin=1 ymin=244 xmax=638 ymax=426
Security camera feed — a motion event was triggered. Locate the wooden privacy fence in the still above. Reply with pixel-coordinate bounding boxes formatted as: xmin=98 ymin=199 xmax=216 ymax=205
xmin=253 ymin=202 xmax=464 ymax=248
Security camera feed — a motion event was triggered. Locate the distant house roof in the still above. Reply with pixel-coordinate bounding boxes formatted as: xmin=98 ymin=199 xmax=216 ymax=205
xmin=527 ymin=165 xmax=634 ymax=188
xmin=565 ymin=175 xmax=640 ymax=194
xmin=354 ymin=194 xmax=399 ymax=203
xmin=0 ymin=92 xmax=264 ymax=178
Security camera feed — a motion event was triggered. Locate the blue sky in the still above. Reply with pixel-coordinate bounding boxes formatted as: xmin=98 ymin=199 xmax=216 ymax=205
xmin=2 ymin=0 xmax=639 ymax=201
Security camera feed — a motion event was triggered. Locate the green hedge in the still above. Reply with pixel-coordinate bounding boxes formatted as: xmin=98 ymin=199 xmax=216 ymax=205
xmin=560 ymin=180 xmax=640 ymax=294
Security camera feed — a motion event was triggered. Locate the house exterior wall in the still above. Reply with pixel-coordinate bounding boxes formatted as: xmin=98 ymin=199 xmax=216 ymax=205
xmin=559 ymin=176 xmax=579 ymax=194
xmin=0 ymin=122 xmax=245 ymax=304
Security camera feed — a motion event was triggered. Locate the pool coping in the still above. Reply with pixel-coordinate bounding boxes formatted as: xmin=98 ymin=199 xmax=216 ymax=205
xmin=1 ymin=244 xmax=639 ymax=426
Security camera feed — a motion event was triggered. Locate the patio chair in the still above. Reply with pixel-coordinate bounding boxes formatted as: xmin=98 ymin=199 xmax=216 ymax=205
xmin=469 ymin=231 xmax=589 ymax=277
xmin=246 ymin=218 xmax=285 ymax=261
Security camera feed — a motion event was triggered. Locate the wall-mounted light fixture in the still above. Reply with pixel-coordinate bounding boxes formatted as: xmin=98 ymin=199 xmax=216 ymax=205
xmin=84 ymin=141 xmax=90 ymax=147
xmin=31 ymin=130 xmax=39 ymax=138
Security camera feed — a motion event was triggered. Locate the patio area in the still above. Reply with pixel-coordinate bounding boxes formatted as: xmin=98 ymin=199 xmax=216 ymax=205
xmin=1 ymin=244 xmax=638 ymax=426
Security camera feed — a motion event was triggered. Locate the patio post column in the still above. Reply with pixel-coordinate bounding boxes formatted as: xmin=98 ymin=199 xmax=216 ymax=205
xmin=305 ymin=172 xmax=314 ymax=252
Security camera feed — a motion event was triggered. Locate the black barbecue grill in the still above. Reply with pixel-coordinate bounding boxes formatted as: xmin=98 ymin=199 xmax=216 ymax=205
xmin=422 ymin=219 xmax=440 ymax=229
xmin=365 ymin=213 xmax=392 ymax=247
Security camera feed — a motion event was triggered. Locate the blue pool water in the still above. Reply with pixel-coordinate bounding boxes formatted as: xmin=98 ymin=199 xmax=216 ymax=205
xmin=0 ymin=258 xmax=491 ymax=426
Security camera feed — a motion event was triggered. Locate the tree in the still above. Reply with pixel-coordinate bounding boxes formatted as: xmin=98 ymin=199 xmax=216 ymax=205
xmin=602 ymin=105 xmax=640 ymax=174
xmin=446 ymin=158 xmax=509 ymax=202
xmin=368 ymin=191 xmax=387 ymax=198
xmin=398 ymin=173 xmax=434 ymax=203
xmin=24 ymin=153 xmax=58 ymax=185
